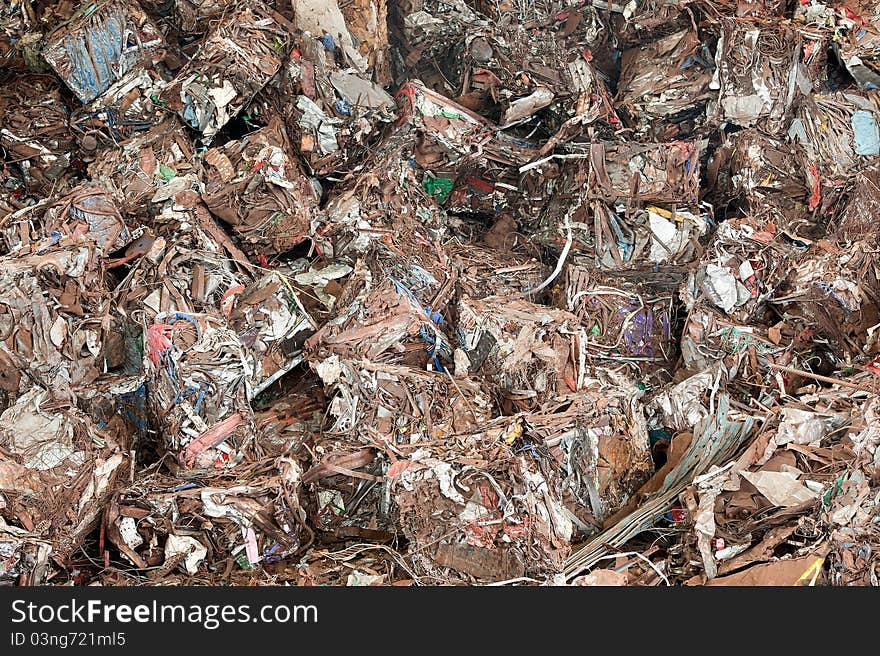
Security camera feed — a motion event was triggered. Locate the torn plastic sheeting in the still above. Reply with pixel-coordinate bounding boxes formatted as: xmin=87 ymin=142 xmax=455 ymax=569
xmin=159 ymin=0 xmax=294 ymax=140
xmin=776 ymin=407 xmax=848 ymax=447
xmin=295 ymin=95 xmax=344 ymax=155
xmin=329 ymin=70 xmax=395 ymax=110
xmin=853 ymin=109 xmax=880 ymax=155
xmin=646 ymin=368 xmax=720 ymax=434
xmin=294 ymin=0 xmax=372 ymax=75
xmin=164 ymin=534 xmax=208 ymax=575
xmin=42 ymin=0 xmax=164 ymax=105
xmin=739 ymin=470 xmax=821 ymax=507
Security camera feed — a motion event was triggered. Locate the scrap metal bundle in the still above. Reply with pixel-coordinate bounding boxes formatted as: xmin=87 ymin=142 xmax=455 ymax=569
xmin=4 ymin=0 xmax=880 ymax=588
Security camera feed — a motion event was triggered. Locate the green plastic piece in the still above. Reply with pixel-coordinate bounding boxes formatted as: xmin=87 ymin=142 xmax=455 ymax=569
xmin=423 ymin=176 xmax=454 ymax=203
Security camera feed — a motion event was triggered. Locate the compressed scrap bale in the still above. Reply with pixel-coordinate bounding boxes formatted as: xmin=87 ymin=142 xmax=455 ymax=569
xmin=707 ymin=130 xmax=810 ymax=229
xmin=389 ymin=0 xmax=480 ymax=92
xmin=709 ymin=18 xmax=808 ymax=134
xmin=67 ymin=62 xmax=172 ymax=151
xmin=0 ymin=388 xmax=126 ymax=564
xmin=398 ymin=79 xmax=540 ymax=216
xmin=251 ymin=32 xmax=396 ymax=176
xmin=306 ymin=240 xmax=455 ymax=369
xmin=833 ymin=165 xmax=880 ymax=242
xmin=789 ymin=92 xmax=880 ymax=178
xmin=313 ymin=357 xmax=492 ymax=442
xmin=305 ymin=359 xmax=493 ymax=541
xmin=226 ymin=269 xmax=317 ymax=395
xmin=538 ymin=388 xmax=653 ymax=529
xmin=389 ymin=438 xmax=572 ymax=582
xmin=773 ymin=240 xmax=880 ymax=358
xmin=521 ymin=192 xmax=710 ymax=270
xmin=392 ymin=0 xmax=618 ymax=138
xmin=681 ymin=216 xmax=805 ymax=323
xmin=400 ymin=78 xmax=539 ymax=161
xmin=0 ymin=244 xmax=109 ymax=404
xmin=680 ymin=304 xmax=806 ymax=386
xmin=107 ymin=458 xmax=309 ymax=571
xmin=201 ymin=118 xmax=319 ymax=255
xmin=0 ymin=1 xmax=34 ymax=71
xmin=1 ymin=183 xmax=131 ymax=256
xmin=616 ymin=29 xmax=715 ymax=139
xmin=612 ymin=1 xmax=694 ymax=49
xmin=111 ymin=194 xmax=258 ymax=322
xmin=554 ymin=259 xmax=677 ymax=372
xmin=384 ymin=381 xmax=652 ymax=580
xmin=456 ymin=295 xmax=590 ymax=406
xmin=141 ymin=0 xmax=237 ymax=41
xmin=160 ymin=0 xmax=294 ymax=140
xmin=253 ymin=376 xmax=325 ymax=458
xmin=88 ymin=117 xmax=195 ymax=214
xmin=450 ymin=241 xmax=547 ymax=300
xmin=144 ymin=312 xmax=256 ymax=472
xmin=585 ymin=140 xmax=706 ymax=204
xmin=314 ymin=122 xmax=449 ymax=259
xmin=0 ymin=75 xmax=75 ymax=197
xmin=42 ymin=0 xmax=164 ymax=105
xmin=0 ymin=518 xmax=53 ymax=585
xmin=797 ymin=0 xmax=880 ymax=89
xmin=524 ymin=140 xmax=706 ymax=206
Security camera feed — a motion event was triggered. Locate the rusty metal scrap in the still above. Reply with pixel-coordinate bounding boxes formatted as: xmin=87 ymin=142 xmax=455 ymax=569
xmin=5 ymin=0 xmax=880 ymax=589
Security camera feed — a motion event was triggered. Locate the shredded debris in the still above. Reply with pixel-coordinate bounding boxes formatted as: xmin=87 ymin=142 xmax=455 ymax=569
xmin=2 ymin=0 xmax=880 ymax=587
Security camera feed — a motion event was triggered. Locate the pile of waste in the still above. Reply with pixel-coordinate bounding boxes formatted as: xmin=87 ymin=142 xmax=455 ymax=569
xmin=2 ymin=0 xmax=880 ymax=586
